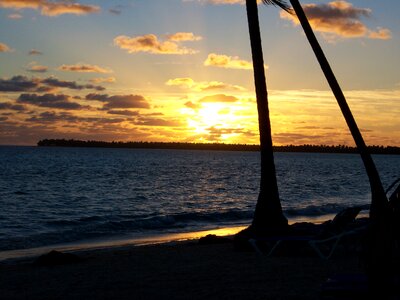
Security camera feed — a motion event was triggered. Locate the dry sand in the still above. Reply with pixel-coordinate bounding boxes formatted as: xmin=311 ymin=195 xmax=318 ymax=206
xmin=0 ymin=237 xmax=363 ymax=300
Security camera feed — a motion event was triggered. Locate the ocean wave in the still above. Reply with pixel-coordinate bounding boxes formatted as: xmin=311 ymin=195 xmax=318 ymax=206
xmin=285 ymin=203 xmax=370 ymax=216
xmin=0 ymin=203 xmax=372 ymax=251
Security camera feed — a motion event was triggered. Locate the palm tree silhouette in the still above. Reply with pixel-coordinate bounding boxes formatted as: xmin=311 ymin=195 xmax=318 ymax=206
xmin=244 ymin=0 xmax=292 ymax=235
xmin=287 ymin=0 xmax=392 ymax=295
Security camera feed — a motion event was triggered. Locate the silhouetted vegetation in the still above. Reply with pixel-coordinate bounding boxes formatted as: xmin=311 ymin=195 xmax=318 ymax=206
xmin=37 ymin=139 xmax=400 ymax=154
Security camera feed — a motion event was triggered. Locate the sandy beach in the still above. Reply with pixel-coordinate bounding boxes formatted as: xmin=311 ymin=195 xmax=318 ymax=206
xmin=0 ymin=234 xmax=363 ymax=300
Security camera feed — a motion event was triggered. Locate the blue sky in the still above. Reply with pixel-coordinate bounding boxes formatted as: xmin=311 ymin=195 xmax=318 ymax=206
xmin=0 ymin=0 xmax=399 ymax=145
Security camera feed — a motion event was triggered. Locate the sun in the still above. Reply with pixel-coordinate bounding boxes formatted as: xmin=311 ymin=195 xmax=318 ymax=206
xmin=183 ymin=103 xmax=241 ymax=141
xmin=197 ymin=103 xmax=228 ymax=127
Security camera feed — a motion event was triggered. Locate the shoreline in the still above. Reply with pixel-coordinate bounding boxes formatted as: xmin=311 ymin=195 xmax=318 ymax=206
xmin=0 ymin=225 xmax=247 ymax=263
xmin=0 ymin=214 xmax=343 ymax=263
xmin=35 ymin=139 xmax=400 ymax=155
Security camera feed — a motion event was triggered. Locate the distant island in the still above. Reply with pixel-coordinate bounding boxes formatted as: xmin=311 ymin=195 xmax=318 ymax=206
xmin=37 ymin=139 xmax=400 ymax=155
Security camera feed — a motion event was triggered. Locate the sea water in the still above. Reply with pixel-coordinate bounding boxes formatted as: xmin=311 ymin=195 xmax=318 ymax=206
xmin=0 ymin=146 xmax=399 ymax=253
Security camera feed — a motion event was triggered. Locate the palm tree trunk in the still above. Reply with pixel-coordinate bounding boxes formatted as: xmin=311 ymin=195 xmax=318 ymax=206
xmin=246 ymin=0 xmax=288 ymax=234
xmin=289 ymin=0 xmax=392 ymax=296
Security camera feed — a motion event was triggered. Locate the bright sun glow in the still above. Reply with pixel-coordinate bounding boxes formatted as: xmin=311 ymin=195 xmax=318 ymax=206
xmin=198 ymin=104 xmax=227 ymax=127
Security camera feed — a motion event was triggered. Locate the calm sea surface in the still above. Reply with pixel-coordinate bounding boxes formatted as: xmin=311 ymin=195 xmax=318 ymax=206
xmin=0 ymin=146 xmax=399 ymax=252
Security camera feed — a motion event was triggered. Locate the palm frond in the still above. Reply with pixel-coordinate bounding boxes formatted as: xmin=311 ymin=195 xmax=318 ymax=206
xmin=262 ymin=0 xmax=293 ymax=14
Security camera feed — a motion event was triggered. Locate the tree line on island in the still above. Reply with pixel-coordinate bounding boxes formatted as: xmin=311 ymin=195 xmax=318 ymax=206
xmin=37 ymin=139 xmax=400 ymax=155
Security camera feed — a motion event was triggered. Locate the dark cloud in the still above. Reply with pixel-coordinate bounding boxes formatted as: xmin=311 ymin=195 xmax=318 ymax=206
xmin=0 ymin=75 xmax=105 ymax=92
xmin=29 ymin=49 xmax=43 ymax=55
xmin=109 ymin=8 xmax=121 ymax=15
xmin=0 ymin=76 xmax=41 ymax=92
xmin=17 ymin=93 xmax=85 ymax=110
xmin=42 ymin=78 xmax=105 ymax=91
xmin=26 ymin=111 xmax=80 ymax=123
xmin=86 ymin=93 xmax=151 ymax=109
xmin=134 ymin=117 xmax=182 ymax=127
xmin=0 ymin=116 xmax=148 ymax=146
xmin=24 ymin=111 xmax=126 ymax=125
xmin=107 ymin=110 xmax=139 ymax=116
xmin=0 ymin=102 xmax=26 ymax=111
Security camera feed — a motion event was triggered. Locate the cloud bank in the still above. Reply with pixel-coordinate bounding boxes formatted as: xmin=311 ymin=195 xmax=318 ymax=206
xmin=0 ymin=75 xmax=104 ymax=92
xmin=114 ymin=32 xmax=202 ymax=55
xmin=166 ymin=77 xmax=245 ymax=91
xmin=85 ymin=93 xmax=151 ymax=109
xmin=0 ymin=0 xmax=100 ymax=16
xmin=58 ymin=64 xmax=112 ymax=73
xmin=280 ymin=1 xmax=391 ymax=40
xmin=204 ymin=53 xmax=253 ymax=70
xmin=17 ymin=93 xmax=85 ymax=110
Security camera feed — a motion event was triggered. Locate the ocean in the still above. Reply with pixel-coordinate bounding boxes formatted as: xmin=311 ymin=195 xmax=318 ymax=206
xmin=0 ymin=146 xmax=399 ymax=257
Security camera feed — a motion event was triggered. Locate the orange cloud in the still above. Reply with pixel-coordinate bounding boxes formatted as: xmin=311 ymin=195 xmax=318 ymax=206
xmin=114 ymin=33 xmax=200 ymax=55
xmin=134 ymin=117 xmax=183 ymax=127
xmin=280 ymin=1 xmax=392 ymax=40
xmin=29 ymin=49 xmax=42 ymax=55
xmin=185 ymin=101 xmax=202 ymax=110
xmin=199 ymin=94 xmax=239 ymax=103
xmin=0 ymin=42 xmax=12 ymax=52
xmin=58 ymin=64 xmax=112 ymax=73
xmin=165 ymin=32 xmax=202 ymax=41
xmin=26 ymin=63 xmax=48 ymax=73
xmin=0 ymin=0 xmax=100 ymax=16
xmin=89 ymin=77 xmax=116 ymax=84
xmin=166 ymin=77 xmax=245 ymax=91
xmin=204 ymin=53 xmax=253 ymax=70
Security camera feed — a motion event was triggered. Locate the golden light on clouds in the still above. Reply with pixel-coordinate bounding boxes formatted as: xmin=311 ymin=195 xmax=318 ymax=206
xmin=28 ymin=49 xmax=43 ymax=55
xmin=166 ymin=78 xmax=245 ymax=92
xmin=0 ymin=0 xmax=100 ymax=16
xmin=280 ymin=1 xmax=392 ymax=41
xmin=114 ymin=33 xmax=201 ymax=55
xmin=165 ymin=32 xmax=203 ymax=42
xmin=58 ymin=64 xmax=112 ymax=74
xmin=89 ymin=77 xmax=116 ymax=84
xmin=0 ymin=0 xmax=397 ymax=146
xmin=1 ymin=81 xmax=399 ymax=145
xmin=0 ymin=42 xmax=12 ymax=52
xmin=204 ymin=53 xmax=254 ymax=70
xmin=26 ymin=62 xmax=48 ymax=73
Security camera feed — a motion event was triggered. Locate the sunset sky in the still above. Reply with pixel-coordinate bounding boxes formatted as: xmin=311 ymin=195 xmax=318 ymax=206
xmin=0 ymin=0 xmax=399 ymax=146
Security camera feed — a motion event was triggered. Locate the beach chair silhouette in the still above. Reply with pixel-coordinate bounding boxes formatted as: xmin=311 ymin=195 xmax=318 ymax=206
xmin=320 ymin=272 xmax=400 ymax=299
xmin=249 ymin=206 xmax=365 ymax=259
xmin=320 ymin=178 xmax=400 ymax=298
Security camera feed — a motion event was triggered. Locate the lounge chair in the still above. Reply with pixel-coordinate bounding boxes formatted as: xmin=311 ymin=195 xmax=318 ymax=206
xmin=249 ymin=206 xmax=366 ymax=259
xmin=320 ymin=273 xmax=369 ymax=299
xmin=320 ymin=177 xmax=400 ymax=298
xmin=320 ymin=273 xmax=400 ymax=299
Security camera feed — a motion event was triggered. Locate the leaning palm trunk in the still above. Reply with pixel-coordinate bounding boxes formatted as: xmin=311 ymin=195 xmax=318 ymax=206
xmin=289 ymin=0 xmax=392 ymax=296
xmin=246 ymin=0 xmax=288 ymax=234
